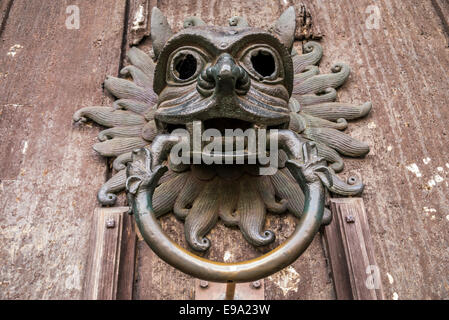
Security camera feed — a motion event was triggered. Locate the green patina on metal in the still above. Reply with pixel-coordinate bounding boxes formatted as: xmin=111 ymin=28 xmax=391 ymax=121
xmin=73 ymin=6 xmax=372 ymax=282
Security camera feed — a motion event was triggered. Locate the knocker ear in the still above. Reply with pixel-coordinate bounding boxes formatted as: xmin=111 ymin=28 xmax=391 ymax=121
xmin=151 ymin=7 xmax=173 ymax=59
xmin=271 ymin=6 xmax=296 ymax=51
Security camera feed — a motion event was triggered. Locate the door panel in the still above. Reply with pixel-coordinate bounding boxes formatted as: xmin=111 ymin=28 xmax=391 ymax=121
xmin=1 ymin=0 xmax=448 ymax=300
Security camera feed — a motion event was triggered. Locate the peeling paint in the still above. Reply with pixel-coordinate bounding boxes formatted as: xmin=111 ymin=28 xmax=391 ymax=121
xmin=3 ymin=104 xmax=24 ymax=108
xmin=423 ymin=157 xmax=431 ymax=164
xmin=387 ymin=145 xmax=393 ymax=152
xmin=21 ymin=141 xmax=28 ymax=155
xmin=7 ymin=44 xmax=23 ymax=57
xmin=368 ymin=121 xmax=377 ymax=129
xmin=223 ymin=251 xmax=232 ymax=262
xmin=427 ymin=171 xmax=445 ymax=189
xmin=392 ymin=292 xmax=399 ymax=300
xmin=405 ymin=163 xmax=422 ymax=177
xmin=427 ymin=179 xmax=436 ymax=188
xmin=423 ymin=207 xmax=437 ymax=216
xmin=268 ymin=266 xmax=300 ymax=296
xmin=64 ymin=264 xmax=82 ymax=291
xmin=386 ymin=272 xmax=394 ymax=284
xmin=132 ymin=5 xmax=145 ymax=31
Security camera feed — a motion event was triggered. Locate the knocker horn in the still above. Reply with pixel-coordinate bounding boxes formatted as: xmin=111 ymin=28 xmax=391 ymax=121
xmin=126 ymin=135 xmax=329 ymax=283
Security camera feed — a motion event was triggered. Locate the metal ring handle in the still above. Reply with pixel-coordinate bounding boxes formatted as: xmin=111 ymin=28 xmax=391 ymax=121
xmin=130 ymin=163 xmax=325 ymax=283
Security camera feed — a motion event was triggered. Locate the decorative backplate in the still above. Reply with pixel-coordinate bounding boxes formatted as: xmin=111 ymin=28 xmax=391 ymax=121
xmin=74 ymin=7 xmax=371 ymax=282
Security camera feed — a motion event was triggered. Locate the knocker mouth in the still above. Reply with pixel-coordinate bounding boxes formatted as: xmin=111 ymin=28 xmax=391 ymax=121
xmin=154 ymin=115 xmax=292 ymax=168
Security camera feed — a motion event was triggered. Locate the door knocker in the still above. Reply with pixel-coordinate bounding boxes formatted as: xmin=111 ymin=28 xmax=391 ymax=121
xmin=74 ymin=7 xmax=371 ymax=283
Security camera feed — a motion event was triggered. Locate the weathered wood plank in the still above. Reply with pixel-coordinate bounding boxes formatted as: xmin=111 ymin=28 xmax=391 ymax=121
xmin=84 ymin=207 xmax=136 ymax=300
xmin=133 ymin=215 xmax=195 ymax=300
xmin=431 ymin=0 xmax=449 ymax=45
xmin=0 ymin=0 xmax=127 ymax=299
xmin=84 ymin=207 xmax=123 ymax=299
xmin=305 ymin=0 xmax=449 ymax=299
xmin=157 ymin=0 xmax=283 ymax=32
xmin=194 ymin=280 xmax=265 ymax=300
xmin=323 ymin=208 xmax=353 ymax=300
xmin=325 ymin=198 xmax=384 ymax=300
xmin=0 ymin=0 xmax=445 ymax=301
xmin=116 ymin=210 xmax=137 ymax=300
xmin=127 ymin=0 xmax=160 ymax=46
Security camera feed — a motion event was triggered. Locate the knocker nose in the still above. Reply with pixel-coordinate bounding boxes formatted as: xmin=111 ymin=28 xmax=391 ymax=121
xmin=215 ymin=54 xmax=238 ymax=81
xmin=197 ymin=53 xmax=250 ymax=96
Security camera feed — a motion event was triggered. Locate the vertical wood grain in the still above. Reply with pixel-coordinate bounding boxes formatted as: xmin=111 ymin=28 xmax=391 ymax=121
xmin=0 ymin=0 xmax=127 ymax=299
xmin=326 ymin=198 xmax=385 ymax=300
xmin=307 ymin=0 xmax=449 ymax=299
xmin=84 ymin=207 xmax=136 ymax=300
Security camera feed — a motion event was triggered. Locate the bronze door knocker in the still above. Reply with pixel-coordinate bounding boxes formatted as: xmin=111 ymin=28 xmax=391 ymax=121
xmin=74 ymin=7 xmax=371 ymax=283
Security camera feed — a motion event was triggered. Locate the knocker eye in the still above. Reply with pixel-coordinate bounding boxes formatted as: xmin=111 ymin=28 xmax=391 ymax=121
xmin=240 ymin=46 xmax=282 ymax=81
xmin=251 ymin=50 xmax=275 ymax=77
xmin=168 ymin=48 xmax=206 ymax=83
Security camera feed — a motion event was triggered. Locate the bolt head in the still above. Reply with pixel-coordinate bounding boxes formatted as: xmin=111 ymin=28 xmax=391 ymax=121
xmin=106 ymin=219 xmax=116 ymax=228
xmin=252 ymin=280 xmax=261 ymax=289
xmin=199 ymin=280 xmax=208 ymax=288
xmin=345 ymin=215 xmax=355 ymax=223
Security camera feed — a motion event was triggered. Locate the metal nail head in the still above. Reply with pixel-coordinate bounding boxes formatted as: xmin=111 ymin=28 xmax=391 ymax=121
xmin=106 ymin=218 xmax=116 ymax=228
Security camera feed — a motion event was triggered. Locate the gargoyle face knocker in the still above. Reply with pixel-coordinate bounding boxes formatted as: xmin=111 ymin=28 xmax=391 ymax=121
xmin=74 ymin=7 xmax=371 ymax=282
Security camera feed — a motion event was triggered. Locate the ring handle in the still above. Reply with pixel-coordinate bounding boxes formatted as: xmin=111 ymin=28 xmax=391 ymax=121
xmin=128 ymin=144 xmax=325 ymax=283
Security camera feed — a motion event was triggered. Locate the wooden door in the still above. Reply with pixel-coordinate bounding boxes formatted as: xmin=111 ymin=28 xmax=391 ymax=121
xmin=0 ymin=0 xmax=448 ymax=300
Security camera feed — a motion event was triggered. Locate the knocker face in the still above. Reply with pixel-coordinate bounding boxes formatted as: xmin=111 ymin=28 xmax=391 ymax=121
xmin=152 ymin=26 xmax=295 ymax=180
xmin=147 ymin=14 xmax=304 ymax=251
xmin=73 ymin=6 xmax=372 ymax=282
xmin=153 ymin=26 xmax=292 ymax=129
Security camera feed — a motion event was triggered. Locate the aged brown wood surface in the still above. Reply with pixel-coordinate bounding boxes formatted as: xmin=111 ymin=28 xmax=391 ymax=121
xmin=0 ymin=0 xmax=448 ymax=300
xmin=323 ymin=204 xmax=353 ymax=300
xmin=0 ymin=0 xmax=13 ymax=37
xmin=0 ymin=0 xmax=127 ymax=299
xmin=307 ymin=0 xmax=449 ymax=299
xmin=325 ymin=198 xmax=385 ymax=300
xmin=116 ymin=210 xmax=137 ymax=299
xmin=194 ymin=280 xmax=265 ymax=300
xmin=84 ymin=207 xmax=136 ymax=300
xmin=432 ymin=0 xmax=449 ymax=46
